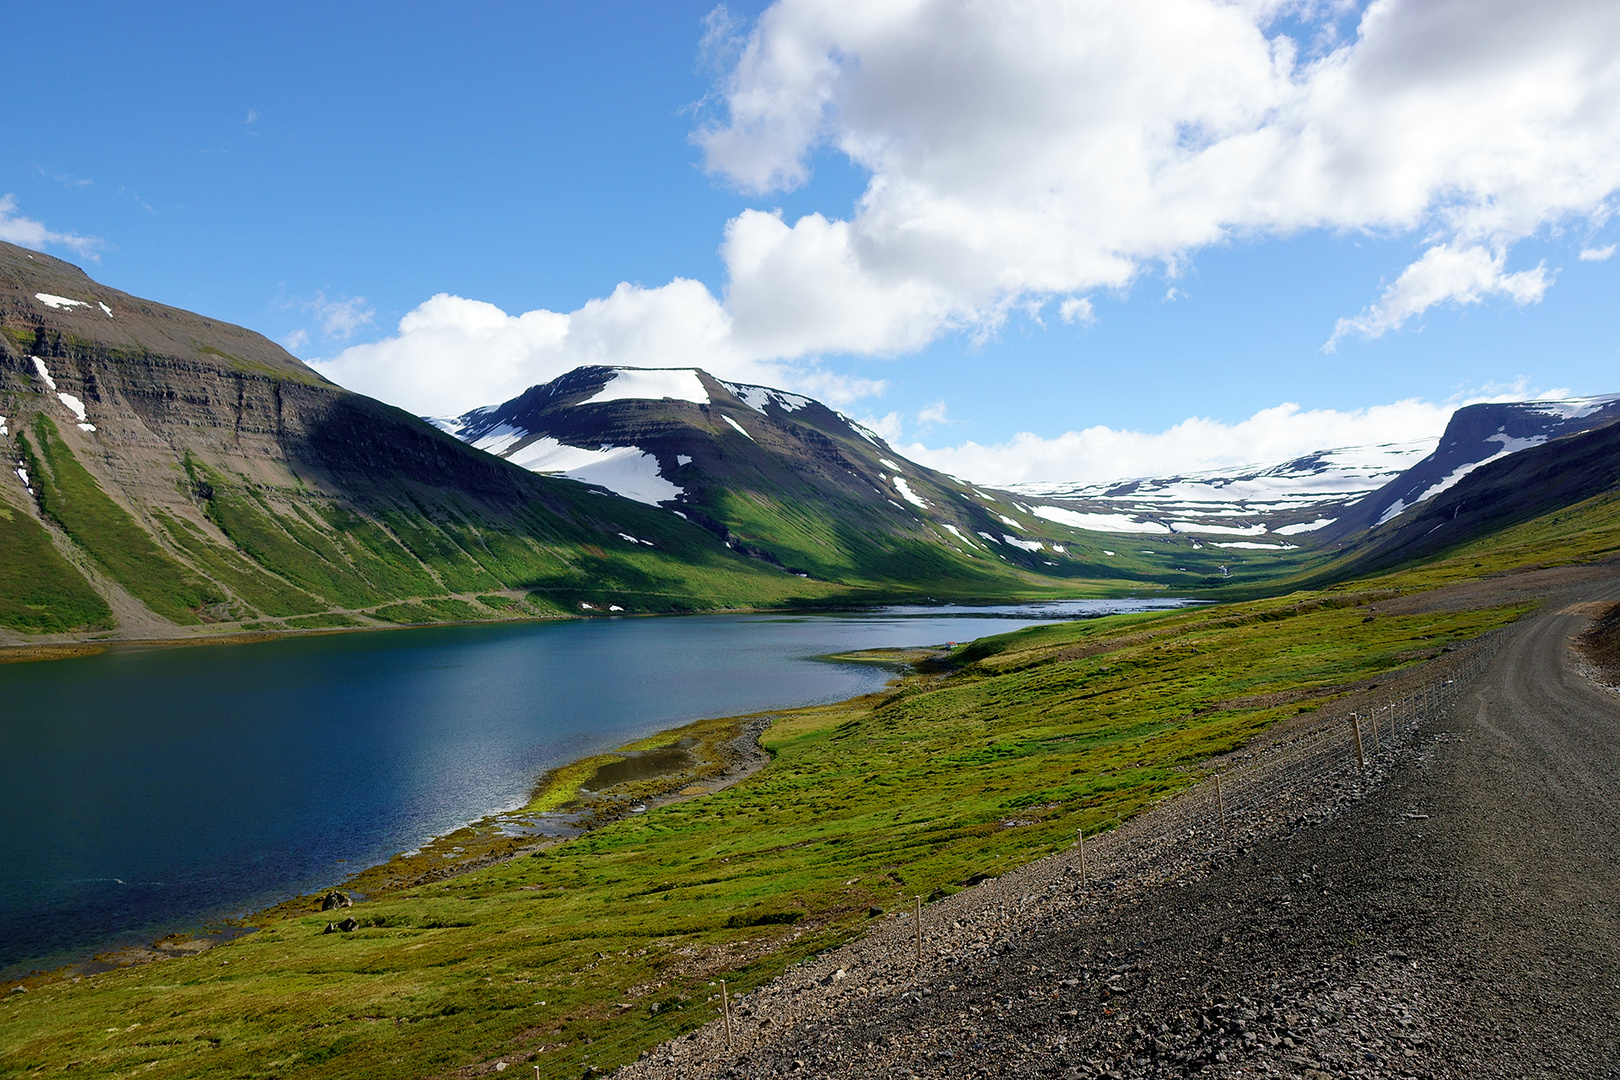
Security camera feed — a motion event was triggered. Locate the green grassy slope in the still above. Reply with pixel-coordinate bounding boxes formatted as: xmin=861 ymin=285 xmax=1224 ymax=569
xmin=9 ymin=466 xmax=1614 ymax=1078
xmin=0 ymin=492 xmax=110 ymax=633
xmin=21 ymin=416 xmax=221 ymax=624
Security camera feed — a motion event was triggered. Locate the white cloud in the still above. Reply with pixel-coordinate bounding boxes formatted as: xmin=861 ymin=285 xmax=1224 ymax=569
xmin=899 ymin=385 xmax=1565 ymax=486
xmin=0 ymin=194 xmax=102 ymax=259
xmin=1579 ymin=244 xmax=1616 ymax=261
xmin=306 ymin=292 xmax=376 ymax=340
xmin=313 ymin=281 xmax=885 ymax=417
xmin=1058 ymin=297 xmax=1096 ymax=325
xmin=696 ymin=0 xmax=1620 ymax=350
xmin=316 ymin=0 xmax=1620 ymax=417
xmin=282 ymin=328 xmax=309 ymax=353
xmin=1327 ymin=243 xmax=1550 ymax=347
xmin=915 ymin=399 xmax=949 ymax=427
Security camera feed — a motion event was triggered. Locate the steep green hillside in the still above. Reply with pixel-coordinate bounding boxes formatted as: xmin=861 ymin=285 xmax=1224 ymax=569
xmin=0 ymin=244 xmax=865 ymax=641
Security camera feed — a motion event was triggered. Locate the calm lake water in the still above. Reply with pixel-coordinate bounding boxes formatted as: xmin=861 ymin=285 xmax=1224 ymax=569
xmin=0 ymin=600 xmax=1185 ymax=976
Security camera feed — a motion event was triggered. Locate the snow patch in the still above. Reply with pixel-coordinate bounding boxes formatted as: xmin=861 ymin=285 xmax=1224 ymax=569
xmin=78 ymin=423 xmax=96 ymax=432
xmin=98 ymin=302 xmax=113 ymax=318
xmin=34 ymin=293 xmax=88 ymax=310
xmin=995 ymin=513 xmax=1021 ymax=528
xmin=941 ymin=523 xmax=974 ymax=545
xmin=609 ymin=605 xmax=625 ymax=612
xmin=31 ymin=357 xmax=57 ymax=391
xmin=721 ymin=414 xmax=755 ymax=441
xmin=1275 ymin=518 xmax=1336 ymax=535
xmin=1213 ymin=542 xmax=1298 ymax=550
xmin=892 ymin=476 xmax=929 ymax=509
xmin=15 ymin=463 xmax=32 ymax=493
xmin=1167 ymin=521 xmax=1267 ymax=536
xmin=676 ymin=454 xmax=692 ymax=466
xmin=880 ymin=458 xmax=901 ymax=471
xmin=723 ymin=381 xmax=811 ymax=413
xmin=838 ymin=412 xmax=881 ymax=444
xmin=57 ymin=393 xmax=88 ymax=422
xmin=1376 ymin=499 xmax=1407 ymax=526
xmin=506 ymin=438 xmax=683 ymax=506
xmin=1103 ymin=550 xmax=1116 ymax=556
xmin=977 ymin=531 xmax=1000 ymax=543
xmin=617 ymin=532 xmax=654 ymax=546
xmin=1030 ymin=506 xmax=1172 ymax=534
xmin=0 ymin=416 xmax=7 ymax=436
xmin=1003 ymin=535 xmax=1043 ymax=552
xmin=470 ymin=423 xmax=526 ymax=457
xmin=1527 ymin=395 xmax=1620 ymax=421
xmin=1408 ymin=432 xmax=1549 ymax=509
xmin=583 ymin=368 xmax=709 ymax=406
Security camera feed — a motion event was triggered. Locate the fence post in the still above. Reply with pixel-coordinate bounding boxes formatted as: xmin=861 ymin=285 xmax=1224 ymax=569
xmin=1351 ymin=713 xmax=1367 ymax=770
xmin=1215 ymin=772 xmax=1226 ymax=841
xmin=1077 ymin=828 xmax=1087 ymax=886
xmin=721 ymin=979 xmax=733 ymax=1050
xmin=915 ymin=895 xmax=923 ymax=966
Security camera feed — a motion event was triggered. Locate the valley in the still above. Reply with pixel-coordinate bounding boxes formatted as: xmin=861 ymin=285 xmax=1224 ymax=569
xmin=4 ymin=465 xmax=1618 ymax=1078
xmin=4 ymin=244 xmax=1620 ymax=1079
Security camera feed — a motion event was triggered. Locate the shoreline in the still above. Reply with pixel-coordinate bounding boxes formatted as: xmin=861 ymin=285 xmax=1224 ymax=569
xmin=0 ymin=589 xmax=1170 ymax=666
xmin=0 ymin=656 xmax=927 ymax=989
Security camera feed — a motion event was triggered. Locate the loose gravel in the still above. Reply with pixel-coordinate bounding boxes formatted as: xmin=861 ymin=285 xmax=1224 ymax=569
xmin=615 ymin=574 xmax=1620 ymax=1080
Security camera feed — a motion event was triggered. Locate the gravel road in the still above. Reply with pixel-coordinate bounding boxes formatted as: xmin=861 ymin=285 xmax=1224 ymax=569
xmin=617 ymin=572 xmax=1620 ymax=1080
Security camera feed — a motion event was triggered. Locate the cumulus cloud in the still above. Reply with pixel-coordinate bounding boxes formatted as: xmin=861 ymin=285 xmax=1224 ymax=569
xmin=899 ymin=385 xmax=1571 ymax=486
xmin=0 ymin=194 xmax=102 ymax=259
xmin=313 ymin=281 xmax=885 ymax=417
xmin=1327 ymin=244 xmax=1550 ymax=347
xmin=318 ymin=0 xmax=1620 ymax=420
xmin=696 ymin=0 xmax=1620 ymax=350
xmin=1579 ymin=244 xmax=1616 ymax=261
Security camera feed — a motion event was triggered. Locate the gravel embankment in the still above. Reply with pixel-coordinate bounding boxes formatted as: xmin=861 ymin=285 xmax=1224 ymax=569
xmin=616 ymin=573 xmax=1620 ymax=1080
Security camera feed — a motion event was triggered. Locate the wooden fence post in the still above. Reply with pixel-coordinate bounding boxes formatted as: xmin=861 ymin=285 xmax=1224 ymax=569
xmin=915 ymin=896 xmax=923 ymax=966
xmin=721 ymin=979 xmax=733 ymax=1050
xmin=1215 ymin=772 xmax=1226 ymax=841
xmin=1077 ymin=828 xmax=1087 ymax=886
xmin=1351 ymin=714 xmax=1367 ymax=770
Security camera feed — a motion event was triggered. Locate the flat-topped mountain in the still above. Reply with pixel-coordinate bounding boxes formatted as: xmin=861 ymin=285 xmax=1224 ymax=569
xmin=0 ymin=243 xmax=836 ymax=639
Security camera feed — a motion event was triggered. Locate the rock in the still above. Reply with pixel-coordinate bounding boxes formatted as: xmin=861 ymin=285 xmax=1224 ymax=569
xmin=320 ymin=891 xmax=353 ymax=911
xmin=337 ymin=917 xmax=359 ymax=932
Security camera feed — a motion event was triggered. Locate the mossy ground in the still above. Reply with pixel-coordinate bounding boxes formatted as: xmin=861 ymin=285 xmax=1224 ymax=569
xmin=1 ymin=486 xmax=1615 ymax=1079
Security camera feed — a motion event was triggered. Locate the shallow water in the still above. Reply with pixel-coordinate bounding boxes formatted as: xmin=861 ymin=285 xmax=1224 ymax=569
xmin=0 ymin=599 xmax=1185 ymax=976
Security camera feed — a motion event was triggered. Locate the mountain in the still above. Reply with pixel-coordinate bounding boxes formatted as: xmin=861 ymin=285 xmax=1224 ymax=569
xmin=999 ymin=396 xmax=1620 ymax=557
xmin=0 ymin=243 xmax=842 ymax=641
xmin=1311 ymin=407 xmax=1620 ymax=578
xmin=431 ymin=366 xmax=1281 ymax=591
xmin=1314 ymin=396 xmax=1620 ymax=540
xmin=1006 ymin=441 xmax=1436 ymax=540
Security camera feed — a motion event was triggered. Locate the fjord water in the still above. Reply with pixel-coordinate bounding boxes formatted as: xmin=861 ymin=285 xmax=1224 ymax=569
xmin=0 ymin=601 xmax=1183 ymax=976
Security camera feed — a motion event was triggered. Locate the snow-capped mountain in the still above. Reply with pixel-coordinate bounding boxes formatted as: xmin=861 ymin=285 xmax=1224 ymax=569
xmin=1007 ymin=440 xmax=1437 ymax=541
xmin=1317 ymin=395 xmax=1620 ymax=540
xmin=430 ymin=365 xmax=1136 ymax=591
xmin=1003 ymin=395 xmax=1620 ymax=545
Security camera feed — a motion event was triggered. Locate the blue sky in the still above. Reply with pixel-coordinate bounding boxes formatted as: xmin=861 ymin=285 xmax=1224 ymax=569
xmin=5 ymin=1 xmax=1618 ymax=484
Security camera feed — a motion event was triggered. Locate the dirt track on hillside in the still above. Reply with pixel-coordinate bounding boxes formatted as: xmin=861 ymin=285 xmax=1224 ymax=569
xmin=616 ymin=567 xmax=1620 ymax=1080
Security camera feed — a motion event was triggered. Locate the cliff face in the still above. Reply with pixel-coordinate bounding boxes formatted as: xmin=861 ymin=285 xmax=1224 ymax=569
xmin=0 ymin=243 xmax=820 ymax=640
